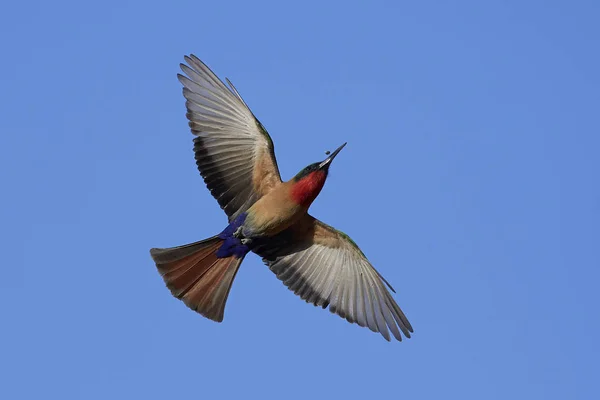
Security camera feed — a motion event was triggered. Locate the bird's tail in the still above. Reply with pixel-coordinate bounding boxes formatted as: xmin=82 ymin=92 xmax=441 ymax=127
xmin=150 ymin=236 xmax=244 ymax=322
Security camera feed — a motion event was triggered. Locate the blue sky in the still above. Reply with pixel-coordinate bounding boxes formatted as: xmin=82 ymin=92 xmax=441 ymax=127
xmin=2 ymin=1 xmax=599 ymax=399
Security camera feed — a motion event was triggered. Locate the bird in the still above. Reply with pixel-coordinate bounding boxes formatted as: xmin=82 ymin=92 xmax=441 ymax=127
xmin=150 ymin=55 xmax=413 ymax=341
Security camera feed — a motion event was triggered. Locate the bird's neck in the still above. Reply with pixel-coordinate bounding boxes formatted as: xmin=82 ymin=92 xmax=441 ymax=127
xmin=290 ymin=171 xmax=326 ymax=207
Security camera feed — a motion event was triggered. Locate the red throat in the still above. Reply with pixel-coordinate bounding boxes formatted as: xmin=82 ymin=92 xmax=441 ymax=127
xmin=290 ymin=171 xmax=327 ymax=206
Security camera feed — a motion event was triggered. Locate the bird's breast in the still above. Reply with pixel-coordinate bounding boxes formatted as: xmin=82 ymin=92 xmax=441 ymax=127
xmin=245 ymin=184 xmax=307 ymax=237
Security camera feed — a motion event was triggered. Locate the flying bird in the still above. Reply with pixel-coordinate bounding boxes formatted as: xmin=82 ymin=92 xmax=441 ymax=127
xmin=150 ymin=55 xmax=413 ymax=341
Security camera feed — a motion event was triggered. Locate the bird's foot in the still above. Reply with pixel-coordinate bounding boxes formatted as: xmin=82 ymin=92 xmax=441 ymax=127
xmin=241 ymin=238 xmax=253 ymax=246
xmin=233 ymin=227 xmax=244 ymax=239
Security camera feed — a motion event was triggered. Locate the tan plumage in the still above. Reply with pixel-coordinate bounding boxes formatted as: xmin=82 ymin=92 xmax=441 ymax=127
xmin=244 ymin=180 xmax=309 ymax=237
xmin=151 ymin=55 xmax=413 ymax=342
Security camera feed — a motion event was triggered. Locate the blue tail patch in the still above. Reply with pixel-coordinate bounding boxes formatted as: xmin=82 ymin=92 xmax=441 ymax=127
xmin=216 ymin=213 xmax=251 ymax=259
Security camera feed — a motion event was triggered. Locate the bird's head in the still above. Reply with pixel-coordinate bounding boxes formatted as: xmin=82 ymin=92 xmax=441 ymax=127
xmin=290 ymin=142 xmax=347 ymax=207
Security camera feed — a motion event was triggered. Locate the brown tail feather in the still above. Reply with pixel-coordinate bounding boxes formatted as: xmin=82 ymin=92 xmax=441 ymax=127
xmin=150 ymin=236 xmax=244 ymax=322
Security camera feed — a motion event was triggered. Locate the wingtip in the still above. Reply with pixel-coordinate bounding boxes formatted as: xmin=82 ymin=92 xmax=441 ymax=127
xmin=179 ymin=63 xmax=188 ymax=74
xmin=183 ymin=54 xmax=196 ymax=64
xmin=149 ymin=248 xmax=160 ymax=259
xmin=185 ymin=54 xmax=208 ymax=71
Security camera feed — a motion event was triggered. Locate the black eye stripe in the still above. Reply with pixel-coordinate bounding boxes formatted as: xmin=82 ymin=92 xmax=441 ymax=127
xmin=294 ymin=162 xmax=323 ymax=181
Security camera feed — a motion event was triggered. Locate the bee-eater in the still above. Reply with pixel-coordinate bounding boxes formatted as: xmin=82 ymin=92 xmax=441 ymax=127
xmin=150 ymin=55 xmax=413 ymax=341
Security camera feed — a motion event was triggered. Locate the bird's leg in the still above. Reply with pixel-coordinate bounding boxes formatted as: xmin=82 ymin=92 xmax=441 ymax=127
xmin=233 ymin=226 xmax=244 ymax=239
xmin=233 ymin=226 xmax=253 ymax=246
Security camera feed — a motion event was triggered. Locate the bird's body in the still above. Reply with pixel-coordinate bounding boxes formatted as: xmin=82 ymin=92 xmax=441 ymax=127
xmin=150 ymin=55 xmax=413 ymax=341
xmin=243 ymin=166 xmax=328 ymax=234
xmin=244 ymin=179 xmax=313 ymax=237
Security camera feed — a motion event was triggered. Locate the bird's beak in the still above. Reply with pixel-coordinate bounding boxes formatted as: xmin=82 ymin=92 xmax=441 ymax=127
xmin=319 ymin=142 xmax=347 ymax=169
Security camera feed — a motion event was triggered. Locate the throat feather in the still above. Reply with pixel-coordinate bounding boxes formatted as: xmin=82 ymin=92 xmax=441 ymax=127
xmin=291 ymin=172 xmax=326 ymax=206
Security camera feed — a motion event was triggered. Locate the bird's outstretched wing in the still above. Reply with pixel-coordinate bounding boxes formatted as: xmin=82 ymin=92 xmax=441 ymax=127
xmin=254 ymin=215 xmax=413 ymax=341
xmin=178 ymin=55 xmax=282 ymax=220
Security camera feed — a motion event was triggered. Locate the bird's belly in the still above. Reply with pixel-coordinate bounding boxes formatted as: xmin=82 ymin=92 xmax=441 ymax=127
xmin=244 ymin=197 xmax=305 ymax=238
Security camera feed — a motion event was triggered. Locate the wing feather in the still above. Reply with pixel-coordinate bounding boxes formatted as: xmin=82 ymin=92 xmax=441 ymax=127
xmin=256 ymin=216 xmax=413 ymax=342
xmin=178 ymin=55 xmax=282 ymax=220
xmin=307 ymin=248 xmax=333 ymax=307
xmin=354 ymin=270 xmax=368 ymax=328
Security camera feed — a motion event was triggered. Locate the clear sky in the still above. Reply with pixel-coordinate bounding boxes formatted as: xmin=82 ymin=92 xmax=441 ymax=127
xmin=2 ymin=1 xmax=599 ymax=399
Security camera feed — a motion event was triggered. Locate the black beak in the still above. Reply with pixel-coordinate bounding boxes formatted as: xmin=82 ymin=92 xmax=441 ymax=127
xmin=319 ymin=142 xmax=347 ymax=170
